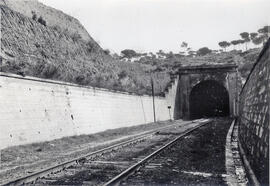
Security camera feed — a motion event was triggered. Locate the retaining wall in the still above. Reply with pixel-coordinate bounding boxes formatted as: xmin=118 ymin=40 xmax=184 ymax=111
xmin=0 ymin=73 xmax=171 ymax=150
xmin=238 ymin=40 xmax=269 ymax=185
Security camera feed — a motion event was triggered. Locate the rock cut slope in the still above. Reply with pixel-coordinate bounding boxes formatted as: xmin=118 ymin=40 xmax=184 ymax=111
xmin=0 ymin=1 xmax=169 ymax=95
xmin=0 ymin=0 xmax=91 ymax=41
xmin=1 ymin=4 xmax=115 ymax=82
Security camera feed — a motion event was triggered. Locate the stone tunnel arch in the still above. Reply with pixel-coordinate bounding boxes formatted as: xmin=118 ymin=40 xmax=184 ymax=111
xmin=189 ymin=80 xmax=230 ymax=119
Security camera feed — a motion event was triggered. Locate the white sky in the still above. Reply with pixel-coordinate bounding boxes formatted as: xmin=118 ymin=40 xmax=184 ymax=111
xmin=40 ymin=0 xmax=270 ymax=54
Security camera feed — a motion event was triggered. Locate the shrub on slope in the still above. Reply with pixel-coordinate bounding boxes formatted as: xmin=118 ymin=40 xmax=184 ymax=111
xmin=0 ymin=5 xmax=169 ymax=96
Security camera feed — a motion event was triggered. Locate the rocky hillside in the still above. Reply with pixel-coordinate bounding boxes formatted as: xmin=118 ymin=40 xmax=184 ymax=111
xmin=0 ymin=4 xmax=169 ymax=95
xmin=0 ymin=0 xmax=91 ymax=41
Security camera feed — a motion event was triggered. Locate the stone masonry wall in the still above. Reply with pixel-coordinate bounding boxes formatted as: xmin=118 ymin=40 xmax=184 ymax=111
xmin=238 ymin=40 xmax=269 ymax=184
xmin=0 ymin=73 xmax=170 ymax=150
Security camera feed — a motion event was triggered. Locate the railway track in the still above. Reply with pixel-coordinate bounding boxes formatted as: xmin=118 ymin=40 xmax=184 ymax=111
xmin=113 ymin=118 xmax=232 ymax=186
xmin=2 ymin=119 xmax=208 ymax=186
xmin=103 ymin=119 xmax=211 ymax=186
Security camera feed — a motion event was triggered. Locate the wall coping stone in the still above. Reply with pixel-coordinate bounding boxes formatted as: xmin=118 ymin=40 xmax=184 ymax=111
xmin=0 ymin=72 xmax=165 ymax=99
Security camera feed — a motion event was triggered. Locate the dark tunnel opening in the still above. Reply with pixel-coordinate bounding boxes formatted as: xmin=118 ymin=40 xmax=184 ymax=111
xmin=189 ymin=80 xmax=229 ymax=119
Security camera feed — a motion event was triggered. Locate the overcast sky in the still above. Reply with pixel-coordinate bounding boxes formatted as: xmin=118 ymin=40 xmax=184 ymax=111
xmin=40 ymin=0 xmax=269 ymax=54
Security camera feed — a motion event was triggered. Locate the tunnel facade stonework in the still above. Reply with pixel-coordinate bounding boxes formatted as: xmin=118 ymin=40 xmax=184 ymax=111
xmin=171 ymin=64 xmax=238 ymax=120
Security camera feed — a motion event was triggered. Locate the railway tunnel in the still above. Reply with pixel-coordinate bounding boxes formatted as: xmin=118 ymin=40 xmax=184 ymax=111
xmin=172 ymin=64 xmax=238 ymax=120
xmin=189 ymin=80 xmax=230 ymax=119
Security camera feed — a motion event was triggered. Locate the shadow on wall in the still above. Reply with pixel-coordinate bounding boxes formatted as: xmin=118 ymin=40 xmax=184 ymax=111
xmin=173 ymin=79 xmax=181 ymax=120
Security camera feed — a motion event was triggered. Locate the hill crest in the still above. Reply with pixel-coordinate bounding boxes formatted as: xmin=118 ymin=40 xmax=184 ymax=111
xmin=0 ymin=0 xmax=91 ymax=41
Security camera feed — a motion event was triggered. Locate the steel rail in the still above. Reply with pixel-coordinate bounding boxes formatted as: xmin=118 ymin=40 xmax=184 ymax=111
xmin=2 ymin=119 xmax=202 ymax=186
xmin=103 ymin=119 xmax=211 ymax=186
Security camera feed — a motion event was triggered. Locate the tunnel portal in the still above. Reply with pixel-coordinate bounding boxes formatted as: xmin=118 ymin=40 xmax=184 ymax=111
xmin=189 ymin=80 xmax=230 ymax=119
